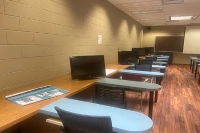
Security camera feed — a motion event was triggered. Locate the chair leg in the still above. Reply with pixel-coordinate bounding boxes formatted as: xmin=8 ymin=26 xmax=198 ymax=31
xmin=140 ymin=92 xmax=143 ymax=109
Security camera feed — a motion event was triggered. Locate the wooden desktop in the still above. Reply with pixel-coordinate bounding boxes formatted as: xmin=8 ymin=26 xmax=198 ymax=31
xmin=0 ymin=63 xmax=128 ymax=132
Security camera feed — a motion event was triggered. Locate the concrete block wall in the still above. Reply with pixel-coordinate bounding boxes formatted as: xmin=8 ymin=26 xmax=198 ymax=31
xmin=0 ymin=0 xmax=143 ymax=92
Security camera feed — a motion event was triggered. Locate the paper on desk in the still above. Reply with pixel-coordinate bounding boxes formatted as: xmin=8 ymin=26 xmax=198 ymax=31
xmin=105 ymin=69 xmax=116 ymax=76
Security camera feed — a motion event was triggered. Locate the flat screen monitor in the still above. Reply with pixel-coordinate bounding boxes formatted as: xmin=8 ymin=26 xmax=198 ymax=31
xmin=69 ymin=55 xmax=106 ymax=80
xmin=118 ymin=51 xmax=137 ymax=65
xmin=145 ymin=47 xmax=154 ymax=55
xmin=132 ymin=48 xmax=146 ymax=56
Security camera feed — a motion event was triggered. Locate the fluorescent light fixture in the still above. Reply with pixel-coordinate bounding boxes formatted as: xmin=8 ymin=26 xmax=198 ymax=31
xmin=170 ymin=16 xmax=192 ymax=21
xmin=132 ymin=9 xmax=163 ymax=14
xmin=163 ymin=0 xmax=184 ymax=4
xmin=140 ymin=18 xmax=164 ymax=21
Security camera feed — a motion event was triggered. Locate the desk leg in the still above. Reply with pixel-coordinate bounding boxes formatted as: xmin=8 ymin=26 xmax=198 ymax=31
xmin=192 ymin=62 xmax=195 ymax=73
xmin=148 ymin=91 xmax=154 ymax=119
xmin=155 ymin=77 xmax=161 ymax=102
xmin=190 ymin=59 xmax=192 ymax=70
xmin=195 ymin=64 xmax=198 ymax=78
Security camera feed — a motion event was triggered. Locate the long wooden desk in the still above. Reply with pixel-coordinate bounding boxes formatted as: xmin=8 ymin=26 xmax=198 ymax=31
xmin=96 ymin=78 xmax=161 ymax=119
xmin=40 ymin=98 xmax=153 ymax=133
xmin=0 ymin=63 xmax=128 ymax=132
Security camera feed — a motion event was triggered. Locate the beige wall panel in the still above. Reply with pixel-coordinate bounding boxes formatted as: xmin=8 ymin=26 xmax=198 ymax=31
xmin=0 ymin=57 xmax=53 ymax=75
xmin=0 ymin=46 xmax=21 ymax=59
xmin=74 ymin=46 xmax=92 ymax=54
xmin=79 ymin=38 xmax=88 ymax=45
xmin=52 ymin=14 xmax=68 ymax=26
xmin=52 ymin=55 xmax=69 ymax=66
xmin=0 ymin=30 xmax=7 ymax=44
xmin=5 ymin=0 xmax=33 ymax=18
xmin=58 ymin=2 xmax=80 ymax=19
xmin=41 ymin=0 xmax=59 ymax=13
xmin=20 ymin=18 xmax=43 ymax=33
xmin=22 ymin=45 xmax=44 ymax=57
xmin=0 ymin=14 xmax=19 ymax=30
xmin=53 ymin=35 xmax=69 ymax=45
xmin=0 ymin=67 xmax=52 ymax=90
xmin=60 ymin=45 xmax=74 ymax=56
xmin=19 ymin=0 xmax=42 ymax=8
xmin=42 ymin=22 xmax=67 ymax=35
xmin=43 ymin=45 xmax=63 ymax=56
xmin=48 ymin=63 xmax=69 ymax=76
xmin=34 ymin=33 xmax=54 ymax=45
xmin=0 ymin=0 xmax=4 ymax=14
xmin=67 ymin=36 xmax=80 ymax=45
xmin=0 ymin=0 xmax=143 ymax=92
xmin=7 ymin=31 xmax=33 ymax=44
xmin=32 ymin=8 xmax=44 ymax=21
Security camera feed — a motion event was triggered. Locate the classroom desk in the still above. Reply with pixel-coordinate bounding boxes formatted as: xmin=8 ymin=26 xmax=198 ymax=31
xmin=96 ymin=78 xmax=161 ymax=119
xmin=129 ymin=64 xmax=166 ymax=70
xmin=156 ymin=58 xmax=168 ymax=61
xmin=189 ymin=56 xmax=200 ymax=72
xmin=146 ymin=55 xmax=169 ymax=59
xmin=118 ymin=69 xmax=164 ymax=103
xmin=0 ymin=63 xmax=128 ymax=132
xmin=128 ymin=64 xmax=166 ymax=73
xmin=40 ymin=98 xmax=153 ymax=133
xmin=152 ymin=61 xmax=168 ymax=65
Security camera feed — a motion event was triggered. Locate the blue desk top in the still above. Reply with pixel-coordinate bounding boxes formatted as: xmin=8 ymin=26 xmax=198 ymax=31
xmin=156 ymin=58 xmax=168 ymax=61
xmin=152 ymin=61 xmax=167 ymax=65
xmin=129 ymin=64 xmax=166 ymax=69
xmin=146 ymin=55 xmax=169 ymax=59
xmin=40 ymin=98 xmax=153 ymax=133
xmin=96 ymin=78 xmax=161 ymax=91
xmin=118 ymin=69 xmax=164 ymax=77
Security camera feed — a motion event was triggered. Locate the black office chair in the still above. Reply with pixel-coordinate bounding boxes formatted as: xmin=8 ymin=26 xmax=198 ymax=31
xmin=54 ymin=106 xmax=113 ymax=133
xmin=135 ymin=64 xmax=152 ymax=71
xmin=139 ymin=59 xmax=153 ymax=65
xmin=93 ymin=84 xmax=127 ymax=109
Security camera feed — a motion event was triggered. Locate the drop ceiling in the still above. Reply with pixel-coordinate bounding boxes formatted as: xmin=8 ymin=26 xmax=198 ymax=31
xmin=107 ymin=0 xmax=200 ymax=26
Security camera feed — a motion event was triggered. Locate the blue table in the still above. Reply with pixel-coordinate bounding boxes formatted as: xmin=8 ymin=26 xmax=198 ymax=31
xmin=118 ymin=69 xmax=164 ymax=103
xmin=189 ymin=56 xmax=199 ymax=71
xmin=96 ymin=78 xmax=161 ymax=119
xmin=40 ymin=98 xmax=153 ymax=133
xmin=129 ymin=64 xmax=166 ymax=71
xmin=152 ymin=61 xmax=168 ymax=65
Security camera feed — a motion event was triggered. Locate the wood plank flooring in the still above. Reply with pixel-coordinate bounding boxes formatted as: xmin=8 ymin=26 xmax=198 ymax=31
xmin=126 ymin=65 xmax=200 ymax=133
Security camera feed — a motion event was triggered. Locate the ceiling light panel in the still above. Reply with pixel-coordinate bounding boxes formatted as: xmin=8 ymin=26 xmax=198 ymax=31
xmin=163 ymin=0 xmax=184 ymax=5
xmin=171 ymin=16 xmax=192 ymax=20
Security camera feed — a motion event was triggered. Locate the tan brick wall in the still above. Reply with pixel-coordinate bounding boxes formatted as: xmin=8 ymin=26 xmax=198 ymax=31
xmin=0 ymin=0 xmax=143 ymax=92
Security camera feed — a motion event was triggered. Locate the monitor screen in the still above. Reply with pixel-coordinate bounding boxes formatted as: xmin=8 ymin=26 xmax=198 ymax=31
xmin=145 ymin=47 xmax=154 ymax=55
xmin=118 ymin=51 xmax=137 ymax=64
xmin=132 ymin=48 xmax=146 ymax=56
xmin=69 ymin=55 xmax=106 ymax=80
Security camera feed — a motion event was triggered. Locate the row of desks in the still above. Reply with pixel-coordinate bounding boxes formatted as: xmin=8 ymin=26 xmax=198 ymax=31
xmin=0 ymin=62 xmax=166 ymax=132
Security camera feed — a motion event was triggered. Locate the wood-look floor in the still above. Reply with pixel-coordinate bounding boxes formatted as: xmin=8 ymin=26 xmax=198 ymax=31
xmin=126 ymin=65 xmax=200 ymax=133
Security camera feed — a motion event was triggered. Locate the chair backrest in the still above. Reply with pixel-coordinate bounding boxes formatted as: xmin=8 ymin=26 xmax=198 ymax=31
xmin=135 ymin=64 xmax=152 ymax=71
xmin=93 ymin=84 xmax=127 ymax=109
xmin=54 ymin=106 xmax=113 ymax=133
xmin=121 ymin=73 xmax=142 ymax=81
xmin=139 ymin=59 xmax=153 ymax=65
xmin=145 ymin=56 xmax=157 ymax=61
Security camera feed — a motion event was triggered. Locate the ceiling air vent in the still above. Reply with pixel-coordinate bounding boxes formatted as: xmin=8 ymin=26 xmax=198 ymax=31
xmin=163 ymin=0 xmax=184 ymax=4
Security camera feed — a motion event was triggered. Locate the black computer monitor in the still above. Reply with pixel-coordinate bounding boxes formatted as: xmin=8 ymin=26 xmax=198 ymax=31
xmin=118 ymin=51 xmax=137 ymax=65
xmin=145 ymin=47 xmax=154 ymax=55
xmin=132 ymin=48 xmax=146 ymax=56
xmin=69 ymin=55 xmax=106 ymax=80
